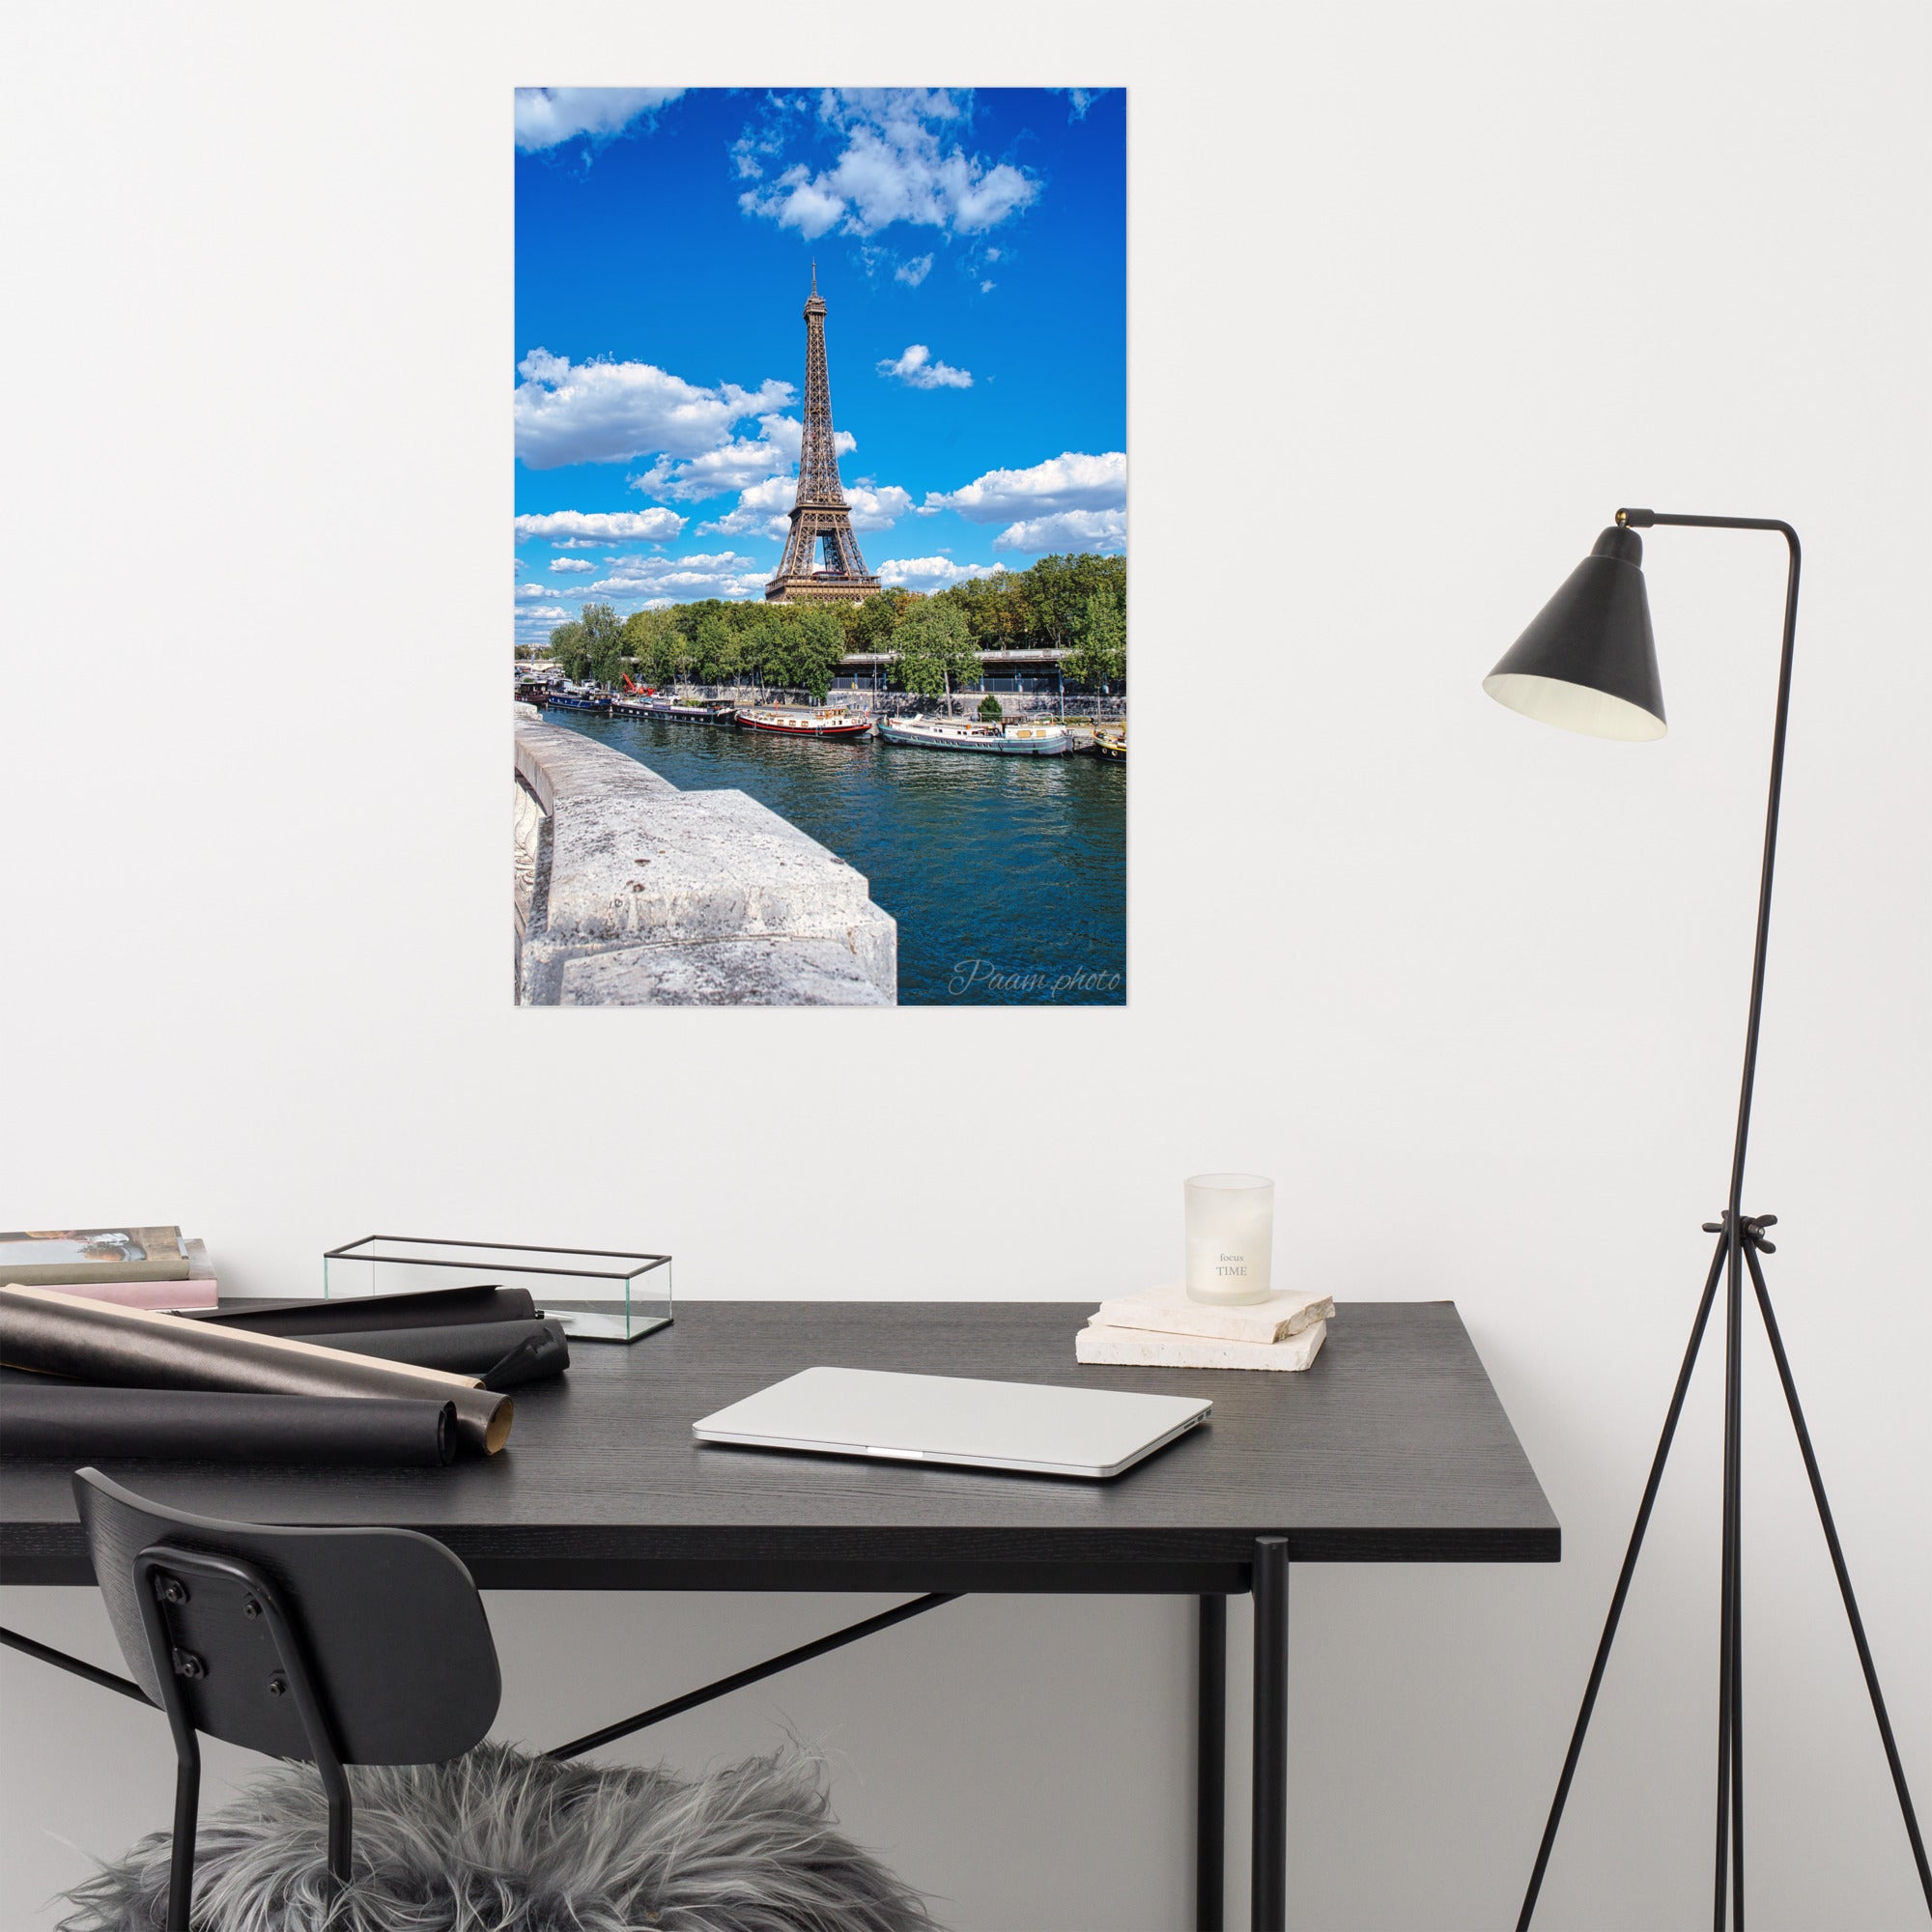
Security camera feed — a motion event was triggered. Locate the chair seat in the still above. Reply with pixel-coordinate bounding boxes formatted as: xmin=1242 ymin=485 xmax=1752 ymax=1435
xmin=59 ymin=1741 xmax=935 ymax=1932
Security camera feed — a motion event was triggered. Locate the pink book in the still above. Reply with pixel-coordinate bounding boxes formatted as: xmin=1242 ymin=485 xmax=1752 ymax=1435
xmin=37 ymin=1277 xmax=219 ymax=1312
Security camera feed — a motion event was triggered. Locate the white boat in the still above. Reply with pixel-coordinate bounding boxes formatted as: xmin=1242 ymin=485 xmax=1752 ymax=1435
xmin=878 ymin=714 xmax=1072 ymax=756
xmin=735 ymin=703 xmax=874 ymax=739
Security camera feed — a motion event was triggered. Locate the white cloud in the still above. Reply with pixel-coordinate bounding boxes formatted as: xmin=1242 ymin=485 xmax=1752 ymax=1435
xmin=895 ymin=254 xmax=933 ymax=287
xmin=876 ymin=556 xmax=1009 ymax=589
xmin=520 ymin=605 xmax=572 ymax=621
xmin=923 ymin=450 xmax=1126 ymax=522
xmin=980 ymin=279 xmax=995 ymax=294
xmin=548 ymin=557 xmax=594 ymax=572
xmin=1056 ymin=89 xmax=1106 ymax=121
xmin=846 ymin=482 xmax=914 ymax=530
xmin=730 ymin=107 xmax=796 ymax=181
xmin=586 ymin=550 xmax=773 ymax=602
xmin=631 ymin=412 xmax=858 ymax=502
xmin=516 ymin=582 xmax=553 ymax=598
xmin=746 ymin=171 xmax=847 ymax=240
xmin=699 ymin=475 xmax=910 ymax=541
xmin=514 ymin=349 xmax=791 ymax=469
xmin=515 ymin=508 xmax=687 ymax=545
xmin=877 ymin=344 xmax=972 ymax=390
xmin=699 ymin=473 xmax=795 ymax=540
xmin=514 ymin=89 xmax=684 ymax=152
xmin=754 ymin=414 xmax=856 ymax=466
xmin=738 ymin=90 xmax=1038 ymax=241
xmin=993 ymin=508 xmax=1127 ymax=554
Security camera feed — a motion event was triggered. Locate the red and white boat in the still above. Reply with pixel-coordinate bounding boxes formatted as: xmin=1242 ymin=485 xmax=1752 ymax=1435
xmin=735 ymin=703 xmax=874 ymax=739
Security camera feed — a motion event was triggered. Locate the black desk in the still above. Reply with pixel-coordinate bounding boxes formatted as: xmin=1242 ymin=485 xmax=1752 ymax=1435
xmin=0 ymin=1301 xmax=1558 ymax=1929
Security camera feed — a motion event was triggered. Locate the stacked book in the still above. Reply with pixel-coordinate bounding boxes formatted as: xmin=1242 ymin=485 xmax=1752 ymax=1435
xmin=1075 ymin=1280 xmax=1333 ymax=1371
xmin=0 ymin=1226 xmax=215 ymax=1310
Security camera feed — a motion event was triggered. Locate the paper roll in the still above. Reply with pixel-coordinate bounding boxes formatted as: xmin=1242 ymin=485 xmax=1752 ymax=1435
xmin=188 ymin=1283 xmax=539 ymax=1336
xmin=307 ymin=1319 xmax=568 ymax=1385
xmin=0 ymin=1384 xmax=456 ymax=1467
xmin=0 ymin=1285 xmax=513 ymax=1456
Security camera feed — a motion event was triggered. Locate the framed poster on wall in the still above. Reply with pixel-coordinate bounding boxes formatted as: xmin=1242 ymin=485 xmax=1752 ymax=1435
xmin=512 ymin=88 xmax=1126 ymax=1007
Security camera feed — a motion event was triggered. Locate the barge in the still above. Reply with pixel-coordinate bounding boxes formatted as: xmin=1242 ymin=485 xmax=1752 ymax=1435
xmin=878 ymin=715 xmax=1072 ymax=755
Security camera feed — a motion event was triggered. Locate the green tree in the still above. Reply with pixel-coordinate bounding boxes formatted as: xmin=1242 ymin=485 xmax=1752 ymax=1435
xmin=946 ymin=572 xmax=1027 ymax=650
xmin=571 ymin=602 xmax=625 ymax=686
xmin=771 ymin=606 xmax=847 ymax=701
xmin=847 ymin=588 xmax=912 ymax=654
xmin=738 ymin=611 xmax=781 ymax=690
xmin=621 ymin=608 xmax=680 ymax=688
xmin=1063 ymin=582 xmax=1127 ymax=693
xmin=693 ymin=611 xmax=737 ymax=686
xmin=978 ymin=693 xmax=1004 ymax=722
xmin=643 ymin=629 xmax=683 ymax=687
xmin=549 ymin=618 xmax=589 ymax=680
xmin=891 ymin=596 xmax=981 ymax=711
xmin=1022 ymin=554 xmax=1090 ymax=652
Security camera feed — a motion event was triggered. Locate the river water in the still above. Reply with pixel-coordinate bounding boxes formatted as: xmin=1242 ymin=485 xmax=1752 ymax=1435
xmin=548 ymin=711 xmax=1126 ymax=1006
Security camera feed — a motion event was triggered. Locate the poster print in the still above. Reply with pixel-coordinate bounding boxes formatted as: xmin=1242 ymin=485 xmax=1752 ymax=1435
xmin=514 ymin=90 xmax=1124 ymax=1007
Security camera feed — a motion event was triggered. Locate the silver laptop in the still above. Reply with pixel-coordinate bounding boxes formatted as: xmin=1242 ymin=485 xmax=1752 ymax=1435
xmin=692 ymin=1366 xmax=1211 ymax=1480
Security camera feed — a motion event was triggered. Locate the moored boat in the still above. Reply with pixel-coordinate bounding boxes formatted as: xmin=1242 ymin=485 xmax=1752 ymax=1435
xmin=1093 ymin=727 xmax=1126 ymax=759
xmin=545 ymin=682 xmax=611 ymax=715
xmin=735 ymin=703 xmax=874 ymax=738
xmin=644 ymin=697 xmax=740 ymax=724
xmin=878 ymin=714 xmax=1072 ymax=755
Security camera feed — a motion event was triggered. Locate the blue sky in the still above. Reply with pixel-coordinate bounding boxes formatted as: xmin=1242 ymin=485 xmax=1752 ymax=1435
xmin=514 ymin=88 xmax=1124 ymax=646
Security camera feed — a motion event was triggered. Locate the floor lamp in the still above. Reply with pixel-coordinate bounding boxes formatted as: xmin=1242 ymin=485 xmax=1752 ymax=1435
xmin=1483 ymin=510 xmax=1931 ymax=1929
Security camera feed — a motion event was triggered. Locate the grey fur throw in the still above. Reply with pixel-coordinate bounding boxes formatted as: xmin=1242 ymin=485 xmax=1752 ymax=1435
xmin=58 ymin=1741 xmax=938 ymax=1932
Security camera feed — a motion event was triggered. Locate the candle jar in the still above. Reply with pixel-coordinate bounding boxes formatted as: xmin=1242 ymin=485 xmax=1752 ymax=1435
xmin=1184 ymin=1173 xmax=1275 ymax=1305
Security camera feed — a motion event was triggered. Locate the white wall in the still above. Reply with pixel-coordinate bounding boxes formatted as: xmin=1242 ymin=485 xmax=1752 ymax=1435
xmin=3 ymin=4 xmax=1927 ymax=1925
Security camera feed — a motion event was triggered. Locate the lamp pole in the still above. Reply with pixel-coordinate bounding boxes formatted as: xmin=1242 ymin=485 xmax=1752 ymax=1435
xmin=1509 ymin=513 xmax=1929 ymax=1930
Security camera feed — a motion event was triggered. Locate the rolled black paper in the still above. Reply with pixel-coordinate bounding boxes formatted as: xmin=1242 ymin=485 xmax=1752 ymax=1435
xmin=480 ymin=1334 xmax=553 ymax=1392
xmin=0 ymin=1286 xmax=513 ymax=1456
xmin=0 ymin=1385 xmax=456 ymax=1466
xmin=307 ymin=1318 xmax=568 ymax=1385
xmin=187 ymin=1284 xmax=538 ymax=1335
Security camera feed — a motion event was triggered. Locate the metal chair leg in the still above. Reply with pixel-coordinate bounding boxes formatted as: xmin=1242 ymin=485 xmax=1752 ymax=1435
xmin=325 ymin=1776 xmax=354 ymax=1890
xmin=166 ymin=1743 xmax=199 ymax=1932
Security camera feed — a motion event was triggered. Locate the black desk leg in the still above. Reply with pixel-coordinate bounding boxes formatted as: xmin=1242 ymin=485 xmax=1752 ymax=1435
xmin=1197 ymin=1594 xmax=1227 ymax=1931
xmin=1252 ymin=1538 xmax=1290 ymax=1932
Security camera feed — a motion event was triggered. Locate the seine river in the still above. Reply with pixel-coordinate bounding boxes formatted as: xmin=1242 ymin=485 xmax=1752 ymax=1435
xmin=548 ymin=710 xmax=1126 ymax=1006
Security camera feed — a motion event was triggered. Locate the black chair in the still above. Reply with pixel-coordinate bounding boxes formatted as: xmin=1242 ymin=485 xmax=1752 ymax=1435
xmin=73 ymin=1466 xmax=501 ymax=1932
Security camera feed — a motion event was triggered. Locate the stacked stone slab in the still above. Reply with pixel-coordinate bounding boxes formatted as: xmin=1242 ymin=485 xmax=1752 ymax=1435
xmin=515 ymin=718 xmax=895 ymax=1006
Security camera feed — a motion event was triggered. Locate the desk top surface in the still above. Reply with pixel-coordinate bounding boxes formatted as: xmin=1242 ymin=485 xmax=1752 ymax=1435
xmin=0 ymin=1301 xmax=1558 ymax=1591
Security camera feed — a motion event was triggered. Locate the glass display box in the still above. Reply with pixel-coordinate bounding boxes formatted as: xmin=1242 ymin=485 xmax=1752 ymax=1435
xmin=323 ymin=1237 xmax=671 ymax=1343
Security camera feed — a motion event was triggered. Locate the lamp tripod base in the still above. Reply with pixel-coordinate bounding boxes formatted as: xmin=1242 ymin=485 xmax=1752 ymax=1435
xmin=1519 ymin=1213 xmax=1931 ymax=1929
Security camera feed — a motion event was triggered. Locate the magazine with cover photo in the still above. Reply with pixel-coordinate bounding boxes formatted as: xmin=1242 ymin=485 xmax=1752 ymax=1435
xmin=0 ymin=1228 xmax=190 ymax=1285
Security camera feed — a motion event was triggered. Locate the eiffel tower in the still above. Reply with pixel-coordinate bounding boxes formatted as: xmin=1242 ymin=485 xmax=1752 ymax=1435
xmin=765 ymin=265 xmax=880 ymax=604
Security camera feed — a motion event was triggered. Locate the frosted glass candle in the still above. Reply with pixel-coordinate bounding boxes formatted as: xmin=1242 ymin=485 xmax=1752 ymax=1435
xmin=1184 ymin=1173 xmax=1275 ymax=1305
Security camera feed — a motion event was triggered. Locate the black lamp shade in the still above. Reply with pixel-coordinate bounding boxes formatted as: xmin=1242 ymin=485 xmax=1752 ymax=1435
xmin=1484 ymin=526 xmax=1667 ymax=741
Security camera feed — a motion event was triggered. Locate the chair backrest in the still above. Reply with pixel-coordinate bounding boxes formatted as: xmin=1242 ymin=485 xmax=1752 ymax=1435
xmin=74 ymin=1468 xmax=500 ymax=1766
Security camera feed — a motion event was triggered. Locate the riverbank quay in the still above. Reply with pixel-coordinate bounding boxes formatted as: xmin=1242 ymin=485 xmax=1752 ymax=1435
xmin=542 ymin=708 xmax=1126 ymax=1006
xmin=514 ymin=713 xmax=896 ymax=1006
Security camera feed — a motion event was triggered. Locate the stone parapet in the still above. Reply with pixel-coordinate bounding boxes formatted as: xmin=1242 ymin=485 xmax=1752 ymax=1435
xmin=514 ymin=718 xmax=895 ymax=1006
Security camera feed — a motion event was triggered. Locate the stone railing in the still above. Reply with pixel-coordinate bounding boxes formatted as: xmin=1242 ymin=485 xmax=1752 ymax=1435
xmin=514 ymin=716 xmax=895 ymax=1006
